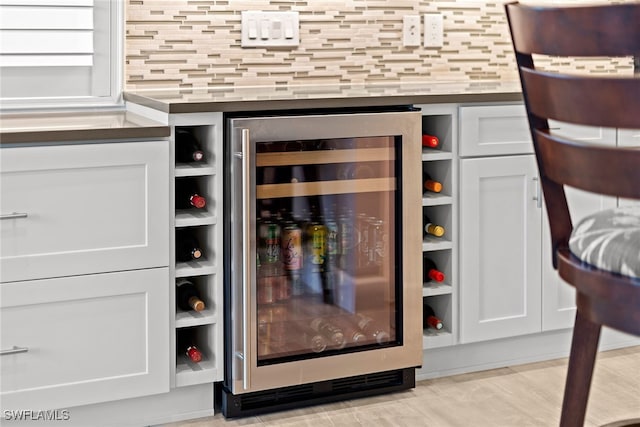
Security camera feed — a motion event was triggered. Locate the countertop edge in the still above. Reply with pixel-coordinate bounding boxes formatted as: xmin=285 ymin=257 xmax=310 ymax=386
xmin=0 ymin=111 xmax=171 ymax=145
xmin=124 ymin=91 xmax=523 ymax=114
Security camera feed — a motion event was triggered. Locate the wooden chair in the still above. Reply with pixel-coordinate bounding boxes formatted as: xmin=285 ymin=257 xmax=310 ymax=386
xmin=504 ymin=3 xmax=640 ymax=427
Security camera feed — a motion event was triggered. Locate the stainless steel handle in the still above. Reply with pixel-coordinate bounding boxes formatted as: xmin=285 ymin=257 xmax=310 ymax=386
xmin=241 ymin=128 xmax=252 ymax=391
xmin=1 ymin=346 xmax=29 ymax=355
xmin=533 ymin=177 xmax=542 ymax=208
xmin=0 ymin=212 xmax=28 ymax=220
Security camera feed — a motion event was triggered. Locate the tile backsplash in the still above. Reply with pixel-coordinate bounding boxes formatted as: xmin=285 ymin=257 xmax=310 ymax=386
xmin=125 ymin=0 xmax=634 ymax=91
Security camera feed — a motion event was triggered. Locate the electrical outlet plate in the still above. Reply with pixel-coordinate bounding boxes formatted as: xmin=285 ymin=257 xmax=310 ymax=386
xmin=402 ymin=15 xmax=421 ymax=47
xmin=424 ymin=13 xmax=443 ymax=48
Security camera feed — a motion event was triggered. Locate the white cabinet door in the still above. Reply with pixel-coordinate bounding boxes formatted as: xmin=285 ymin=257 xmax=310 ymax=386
xmin=459 ymin=155 xmax=542 ymax=343
xmin=0 ymin=141 xmax=169 ymax=282
xmin=541 ymin=125 xmax=617 ymax=331
xmin=0 ymin=267 xmax=169 ymax=410
xmin=617 ymin=128 xmax=640 ymax=207
xmin=459 ymin=104 xmax=532 ymax=157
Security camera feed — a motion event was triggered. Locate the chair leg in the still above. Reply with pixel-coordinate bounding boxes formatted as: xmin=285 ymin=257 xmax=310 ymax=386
xmin=560 ymin=310 xmax=602 ymax=427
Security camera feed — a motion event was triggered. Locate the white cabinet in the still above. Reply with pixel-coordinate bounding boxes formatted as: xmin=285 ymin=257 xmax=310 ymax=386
xmin=540 ymin=124 xmax=617 ymax=330
xmin=459 ymin=104 xmax=532 ymax=157
xmin=0 ymin=141 xmax=169 ymax=282
xmin=617 ymin=128 xmax=640 ymax=207
xmin=0 ymin=139 xmax=171 ymax=412
xmin=458 ymin=104 xmax=620 ymax=343
xmin=459 ymin=155 xmax=542 ymax=342
xmin=0 ymin=254 xmax=169 ymax=411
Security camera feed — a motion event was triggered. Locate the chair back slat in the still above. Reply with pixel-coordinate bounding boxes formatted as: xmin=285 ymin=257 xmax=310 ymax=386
xmin=506 ymin=3 xmax=640 ymax=57
xmin=521 ymin=69 xmax=640 ymax=129
xmin=505 ymin=1 xmax=640 ymax=254
xmin=535 ymin=131 xmax=640 ymax=200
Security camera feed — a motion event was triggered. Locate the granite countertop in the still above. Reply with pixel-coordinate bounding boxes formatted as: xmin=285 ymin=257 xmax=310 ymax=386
xmin=0 ymin=110 xmax=170 ymax=144
xmin=124 ymin=80 xmax=523 ymax=114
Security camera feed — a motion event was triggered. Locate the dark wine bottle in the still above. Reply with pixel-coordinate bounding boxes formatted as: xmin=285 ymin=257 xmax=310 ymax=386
xmin=175 ymin=178 xmax=206 ymax=209
xmin=175 ymin=128 xmax=205 ymax=163
xmin=422 ymin=134 xmax=440 ymax=149
xmin=176 ymin=229 xmax=203 ymax=262
xmin=424 ymin=215 xmax=445 ymax=237
xmin=423 ymin=172 xmax=443 ymax=193
xmin=423 ymin=302 xmax=443 ymax=330
xmin=176 ymin=278 xmax=206 ymax=312
xmin=177 ymin=330 xmax=203 ymax=363
xmin=423 ymin=256 xmax=445 ymax=283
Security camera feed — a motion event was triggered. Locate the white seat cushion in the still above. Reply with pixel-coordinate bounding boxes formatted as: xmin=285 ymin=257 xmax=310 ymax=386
xmin=569 ymin=206 xmax=640 ymax=279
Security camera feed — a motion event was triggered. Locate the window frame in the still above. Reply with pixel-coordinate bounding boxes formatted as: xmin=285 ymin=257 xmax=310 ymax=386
xmin=0 ymin=0 xmax=123 ymax=112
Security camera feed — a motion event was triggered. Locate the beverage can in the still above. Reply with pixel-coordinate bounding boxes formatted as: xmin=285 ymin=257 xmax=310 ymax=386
xmin=308 ymin=223 xmax=327 ymax=266
xmin=281 ymin=225 xmax=303 ymax=270
xmin=257 ymin=276 xmax=276 ymax=305
xmin=258 ymin=220 xmax=280 ymax=264
xmin=325 ymin=219 xmax=339 ymax=256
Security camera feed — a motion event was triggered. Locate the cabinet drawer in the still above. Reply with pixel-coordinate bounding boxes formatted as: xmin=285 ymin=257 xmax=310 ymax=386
xmin=0 ymin=141 xmax=169 ymax=282
xmin=0 ymin=268 xmax=169 ymax=410
xmin=459 ymin=104 xmax=532 ymax=157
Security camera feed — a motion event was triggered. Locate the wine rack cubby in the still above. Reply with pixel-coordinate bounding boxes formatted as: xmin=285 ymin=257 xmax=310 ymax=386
xmin=170 ymin=115 xmax=224 ymax=389
xmin=417 ymin=105 xmax=458 ymax=350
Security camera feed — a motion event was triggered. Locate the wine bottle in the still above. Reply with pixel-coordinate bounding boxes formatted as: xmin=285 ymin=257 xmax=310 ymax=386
xmin=176 ymin=229 xmax=203 ymax=262
xmin=175 ymin=128 xmax=205 ymax=163
xmin=423 ymin=172 xmax=443 ymax=193
xmin=423 ymin=256 xmax=445 ymax=283
xmin=356 ymin=314 xmax=391 ymax=344
xmin=422 ymin=134 xmax=440 ymax=149
xmin=175 ymin=178 xmax=206 ymax=209
xmin=423 ymin=303 xmax=443 ymax=330
xmin=309 ymin=318 xmax=346 ymax=349
xmin=176 ymin=278 xmax=206 ymax=312
xmin=177 ymin=330 xmax=203 ymax=363
xmin=424 ymin=215 xmax=445 ymax=238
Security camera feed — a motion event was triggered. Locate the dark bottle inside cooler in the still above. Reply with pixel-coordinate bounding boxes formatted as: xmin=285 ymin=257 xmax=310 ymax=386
xmin=356 ymin=313 xmax=391 ymax=344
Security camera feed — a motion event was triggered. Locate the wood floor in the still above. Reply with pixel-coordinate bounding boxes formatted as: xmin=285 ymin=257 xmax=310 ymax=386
xmin=163 ymin=346 xmax=640 ymax=427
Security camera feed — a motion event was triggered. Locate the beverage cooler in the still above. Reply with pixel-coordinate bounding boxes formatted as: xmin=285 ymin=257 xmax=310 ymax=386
xmin=221 ymin=107 xmax=423 ymax=417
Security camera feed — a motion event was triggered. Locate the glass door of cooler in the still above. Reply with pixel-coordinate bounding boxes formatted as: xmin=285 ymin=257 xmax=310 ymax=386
xmin=227 ymin=110 xmax=423 ymax=394
xmin=255 ymin=136 xmax=398 ymax=363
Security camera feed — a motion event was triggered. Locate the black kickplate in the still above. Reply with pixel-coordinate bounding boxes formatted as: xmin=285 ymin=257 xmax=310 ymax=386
xmin=220 ymin=367 xmax=415 ymax=418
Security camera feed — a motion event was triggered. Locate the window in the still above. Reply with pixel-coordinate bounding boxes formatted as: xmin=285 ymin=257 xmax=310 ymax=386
xmin=0 ymin=0 xmax=122 ymax=111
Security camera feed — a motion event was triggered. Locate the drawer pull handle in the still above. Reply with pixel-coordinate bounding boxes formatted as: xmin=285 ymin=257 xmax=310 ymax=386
xmin=1 ymin=346 xmax=29 ymax=355
xmin=0 ymin=212 xmax=28 ymax=220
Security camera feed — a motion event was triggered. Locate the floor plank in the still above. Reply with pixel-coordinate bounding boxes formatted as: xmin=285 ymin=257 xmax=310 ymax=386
xmin=161 ymin=346 xmax=640 ymax=427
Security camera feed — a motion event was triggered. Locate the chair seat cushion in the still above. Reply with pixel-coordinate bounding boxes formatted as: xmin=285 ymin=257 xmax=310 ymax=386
xmin=569 ymin=206 xmax=640 ymax=279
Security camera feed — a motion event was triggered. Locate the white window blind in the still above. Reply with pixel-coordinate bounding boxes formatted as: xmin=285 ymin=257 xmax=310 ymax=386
xmin=0 ymin=0 xmax=121 ymax=110
xmin=0 ymin=0 xmax=94 ymax=67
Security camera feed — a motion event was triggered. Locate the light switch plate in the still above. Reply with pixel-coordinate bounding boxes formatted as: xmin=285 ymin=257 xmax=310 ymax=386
xmin=241 ymin=11 xmax=299 ymax=48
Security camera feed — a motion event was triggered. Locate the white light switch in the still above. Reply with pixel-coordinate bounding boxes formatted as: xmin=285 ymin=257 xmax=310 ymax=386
xmin=248 ymin=20 xmax=258 ymax=39
xmin=241 ymin=11 xmax=300 ymax=48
